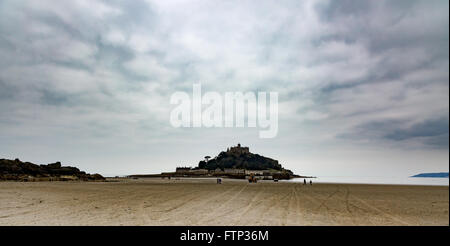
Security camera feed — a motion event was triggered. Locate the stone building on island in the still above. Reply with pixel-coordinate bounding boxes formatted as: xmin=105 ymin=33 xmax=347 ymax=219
xmin=227 ymin=143 xmax=249 ymax=155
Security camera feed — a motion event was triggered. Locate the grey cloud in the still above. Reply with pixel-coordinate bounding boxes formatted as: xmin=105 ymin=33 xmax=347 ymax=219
xmin=339 ymin=117 xmax=449 ymax=149
xmin=40 ymin=89 xmax=70 ymax=106
xmin=385 ymin=117 xmax=449 ymax=142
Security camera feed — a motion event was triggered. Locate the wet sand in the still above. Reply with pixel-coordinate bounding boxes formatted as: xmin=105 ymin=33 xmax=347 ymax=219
xmin=0 ymin=178 xmax=448 ymax=225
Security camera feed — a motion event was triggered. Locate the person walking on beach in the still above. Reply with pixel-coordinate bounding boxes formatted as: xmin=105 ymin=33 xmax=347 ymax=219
xmin=310 ymin=180 xmax=312 ymax=185
xmin=304 ymin=179 xmax=306 ymax=185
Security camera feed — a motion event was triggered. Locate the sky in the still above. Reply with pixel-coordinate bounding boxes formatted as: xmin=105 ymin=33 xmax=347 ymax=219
xmin=0 ymin=0 xmax=448 ymax=178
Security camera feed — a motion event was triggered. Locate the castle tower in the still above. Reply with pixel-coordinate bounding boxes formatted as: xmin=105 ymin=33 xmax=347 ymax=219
xmin=228 ymin=143 xmax=249 ymax=154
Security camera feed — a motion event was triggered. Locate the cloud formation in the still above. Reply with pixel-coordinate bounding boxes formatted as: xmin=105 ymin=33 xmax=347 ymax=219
xmin=0 ymin=0 xmax=448 ymax=176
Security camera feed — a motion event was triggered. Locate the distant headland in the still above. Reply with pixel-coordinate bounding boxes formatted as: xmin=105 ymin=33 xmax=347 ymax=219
xmin=129 ymin=143 xmax=315 ymax=180
xmin=0 ymin=158 xmax=105 ymax=181
xmin=411 ymin=172 xmax=449 ymax=178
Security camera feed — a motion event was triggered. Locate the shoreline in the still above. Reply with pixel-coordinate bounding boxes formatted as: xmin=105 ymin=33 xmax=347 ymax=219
xmin=1 ymin=176 xmax=448 ymax=187
xmin=122 ymin=176 xmax=450 ymax=187
xmin=1 ymin=176 xmax=447 ymax=187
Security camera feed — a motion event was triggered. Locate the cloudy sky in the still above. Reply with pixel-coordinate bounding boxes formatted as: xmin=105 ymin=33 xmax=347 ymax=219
xmin=0 ymin=0 xmax=448 ymax=178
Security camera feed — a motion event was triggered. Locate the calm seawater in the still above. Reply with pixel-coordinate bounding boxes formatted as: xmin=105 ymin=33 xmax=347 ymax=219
xmin=289 ymin=176 xmax=449 ymax=186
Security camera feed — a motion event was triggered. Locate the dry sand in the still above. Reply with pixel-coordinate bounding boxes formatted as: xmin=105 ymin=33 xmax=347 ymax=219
xmin=0 ymin=178 xmax=448 ymax=225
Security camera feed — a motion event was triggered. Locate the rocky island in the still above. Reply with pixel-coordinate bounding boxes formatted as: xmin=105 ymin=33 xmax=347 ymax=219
xmin=129 ymin=143 xmax=313 ymax=180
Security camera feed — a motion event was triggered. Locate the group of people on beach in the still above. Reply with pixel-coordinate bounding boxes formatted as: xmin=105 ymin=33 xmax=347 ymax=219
xmin=215 ymin=178 xmax=313 ymax=185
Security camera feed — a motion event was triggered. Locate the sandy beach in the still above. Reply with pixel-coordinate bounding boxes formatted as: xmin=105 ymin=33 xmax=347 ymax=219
xmin=0 ymin=178 xmax=448 ymax=226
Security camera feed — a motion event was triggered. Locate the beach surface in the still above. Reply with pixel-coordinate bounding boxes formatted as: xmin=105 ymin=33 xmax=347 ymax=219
xmin=0 ymin=178 xmax=448 ymax=226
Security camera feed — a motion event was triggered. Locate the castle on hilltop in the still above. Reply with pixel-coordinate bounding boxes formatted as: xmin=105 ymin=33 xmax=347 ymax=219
xmin=227 ymin=143 xmax=249 ymax=155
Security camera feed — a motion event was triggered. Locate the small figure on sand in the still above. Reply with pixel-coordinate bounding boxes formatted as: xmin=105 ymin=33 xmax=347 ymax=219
xmin=310 ymin=180 xmax=312 ymax=185
xmin=304 ymin=179 xmax=306 ymax=185
xmin=217 ymin=178 xmax=222 ymax=184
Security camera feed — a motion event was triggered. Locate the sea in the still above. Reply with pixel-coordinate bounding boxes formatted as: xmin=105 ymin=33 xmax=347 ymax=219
xmin=288 ymin=176 xmax=449 ymax=186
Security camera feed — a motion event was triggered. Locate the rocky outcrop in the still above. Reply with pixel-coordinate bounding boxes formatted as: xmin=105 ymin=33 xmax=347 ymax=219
xmin=196 ymin=144 xmax=296 ymax=178
xmin=0 ymin=158 xmax=105 ymax=181
xmin=198 ymin=148 xmax=286 ymax=172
